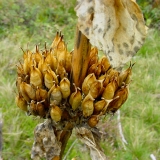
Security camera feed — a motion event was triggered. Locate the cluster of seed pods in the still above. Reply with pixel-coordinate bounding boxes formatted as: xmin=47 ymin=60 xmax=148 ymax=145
xmin=15 ymin=32 xmax=134 ymax=128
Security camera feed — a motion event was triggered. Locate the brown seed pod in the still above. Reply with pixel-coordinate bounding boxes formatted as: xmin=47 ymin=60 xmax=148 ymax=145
xmin=50 ymin=53 xmax=58 ymax=72
xmin=98 ymin=73 xmax=110 ymax=88
xmin=82 ymin=92 xmax=95 ymax=117
xmin=23 ymin=52 xmax=31 ymax=75
xmin=107 ymin=84 xmax=129 ymax=113
xmin=99 ymin=56 xmax=111 ymax=74
xmin=56 ymin=37 xmax=67 ymax=66
xmin=20 ymin=82 xmax=31 ymax=102
xmin=50 ymin=105 xmax=62 ymax=122
xmin=16 ymin=76 xmax=22 ymax=93
xmin=32 ymin=45 xmax=42 ymax=65
xmin=89 ymin=80 xmax=103 ymax=98
xmin=36 ymin=86 xmax=48 ymax=102
xmin=59 ymin=77 xmax=71 ymax=99
xmin=51 ymin=31 xmax=61 ymax=49
xmin=88 ymin=47 xmax=98 ymax=67
xmin=30 ymin=63 xmax=43 ymax=88
xmin=38 ymin=55 xmax=48 ymax=75
xmin=44 ymin=66 xmax=58 ymax=89
xmin=48 ymin=83 xmax=62 ymax=106
xmin=36 ymin=100 xmax=46 ymax=117
xmin=87 ymin=63 xmax=98 ymax=75
xmin=15 ymin=93 xmax=28 ymax=111
xmin=69 ymin=84 xmax=82 ymax=111
xmin=94 ymin=99 xmax=107 ymax=114
xmin=56 ymin=61 xmax=66 ymax=80
xmin=45 ymin=50 xmax=54 ymax=68
xmin=95 ymin=63 xmax=102 ymax=78
xmin=30 ymin=100 xmax=37 ymax=116
xmin=23 ymin=82 xmax=36 ymax=101
xmin=102 ymin=79 xmax=118 ymax=100
xmin=107 ymin=68 xmax=120 ymax=82
xmin=65 ymin=51 xmax=72 ymax=73
xmin=82 ymin=73 xmax=96 ymax=95
xmin=88 ymin=115 xmax=99 ymax=128
xmin=119 ymin=62 xmax=135 ymax=86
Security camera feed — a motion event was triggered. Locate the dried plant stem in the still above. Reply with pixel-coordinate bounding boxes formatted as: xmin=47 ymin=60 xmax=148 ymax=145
xmin=117 ymin=110 xmax=128 ymax=150
xmin=71 ymin=26 xmax=91 ymax=88
xmin=59 ymin=122 xmax=73 ymax=160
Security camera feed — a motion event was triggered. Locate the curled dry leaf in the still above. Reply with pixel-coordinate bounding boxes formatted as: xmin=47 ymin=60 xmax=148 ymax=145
xmin=75 ymin=0 xmax=147 ymax=69
xmin=31 ymin=119 xmax=61 ymax=160
xmin=76 ymin=127 xmax=107 ymax=160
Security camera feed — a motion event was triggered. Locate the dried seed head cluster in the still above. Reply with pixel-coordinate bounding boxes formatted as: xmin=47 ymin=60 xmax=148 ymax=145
xmin=15 ymin=32 xmax=133 ymax=128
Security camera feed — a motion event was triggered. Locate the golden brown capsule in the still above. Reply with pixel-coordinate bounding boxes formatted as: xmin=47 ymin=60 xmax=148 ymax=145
xmin=94 ymin=99 xmax=107 ymax=114
xmin=20 ymin=82 xmax=31 ymax=102
xmin=88 ymin=47 xmax=98 ymax=67
xmin=30 ymin=100 xmax=37 ymax=116
xmin=88 ymin=115 xmax=99 ymax=128
xmin=82 ymin=92 xmax=95 ymax=117
xmin=65 ymin=51 xmax=72 ymax=73
xmin=89 ymin=80 xmax=103 ymax=98
xmin=59 ymin=77 xmax=71 ymax=99
xmin=48 ymin=83 xmax=62 ymax=106
xmin=38 ymin=55 xmax=48 ymax=75
xmin=107 ymin=84 xmax=129 ymax=113
xmin=35 ymin=86 xmax=48 ymax=101
xmin=50 ymin=105 xmax=62 ymax=122
xmin=36 ymin=100 xmax=46 ymax=117
xmin=107 ymin=68 xmax=120 ymax=82
xmin=98 ymin=73 xmax=110 ymax=88
xmin=45 ymin=50 xmax=53 ymax=67
xmin=32 ymin=45 xmax=42 ymax=65
xmin=82 ymin=73 xmax=96 ymax=95
xmin=99 ymin=56 xmax=111 ymax=74
xmin=51 ymin=31 xmax=61 ymax=49
xmin=56 ymin=61 xmax=66 ymax=80
xmin=23 ymin=53 xmax=31 ymax=75
xmin=30 ymin=64 xmax=43 ymax=88
xmin=87 ymin=63 xmax=98 ymax=75
xmin=119 ymin=62 xmax=135 ymax=86
xmin=102 ymin=78 xmax=118 ymax=100
xmin=16 ymin=76 xmax=22 ymax=93
xmin=69 ymin=84 xmax=82 ymax=111
xmin=50 ymin=53 xmax=58 ymax=72
xmin=21 ymin=82 xmax=36 ymax=101
xmin=56 ymin=37 xmax=67 ymax=66
xmin=44 ymin=66 xmax=58 ymax=89
xmin=15 ymin=93 xmax=28 ymax=111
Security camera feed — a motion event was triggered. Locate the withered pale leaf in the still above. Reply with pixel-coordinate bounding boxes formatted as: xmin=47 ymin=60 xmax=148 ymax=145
xmin=75 ymin=0 xmax=147 ymax=69
xmin=31 ymin=119 xmax=61 ymax=160
xmin=76 ymin=127 xmax=107 ymax=160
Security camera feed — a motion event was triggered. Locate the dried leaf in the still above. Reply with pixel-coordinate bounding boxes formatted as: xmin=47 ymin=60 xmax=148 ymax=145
xmin=31 ymin=119 xmax=61 ymax=160
xmin=76 ymin=127 xmax=107 ymax=160
xmin=75 ymin=0 xmax=147 ymax=69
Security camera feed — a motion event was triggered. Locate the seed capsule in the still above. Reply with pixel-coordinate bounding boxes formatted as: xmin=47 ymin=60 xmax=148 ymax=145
xmin=88 ymin=47 xmax=98 ymax=67
xmin=82 ymin=73 xmax=96 ymax=95
xmin=30 ymin=100 xmax=37 ymax=116
xmin=45 ymin=50 xmax=53 ymax=68
xmin=48 ymin=83 xmax=62 ymax=106
xmin=30 ymin=64 xmax=43 ymax=88
xmin=51 ymin=53 xmax=58 ymax=72
xmin=32 ymin=45 xmax=42 ymax=65
xmin=44 ymin=66 xmax=58 ymax=89
xmin=51 ymin=31 xmax=61 ymax=49
xmin=107 ymin=68 xmax=119 ymax=82
xmin=89 ymin=80 xmax=103 ymax=98
xmin=24 ymin=82 xmax=36 ymax=100
xmin=50 ymin=105 xmax=62 ymax=122
xmin=65 ymin=51 xmax=72 ymax=73
xmin=94 ymin=99 xmax=107 ymax=114
xmin=102 ymin=79 xmax=118 ymax=100
xmin=99 ymin=56 xmax=111 ymax=74
xmin=38 ymin=55 xmax=48 ymax=75
xmin=15 ymin=94 xmax=28 ymax=111
xmin=82 ymin=92 xmax=94 ymax=117
xmin=23 ymin=50 xmax=32 ymax=75
xmin=69 ymin=85 xmax=82 ymax=111
xmin=36 ymin=100 xmax=46 ymax=117
xmin=16 ymin=77 xmax=22 ymax=93
xmin=36 ymin=86 xmax=48 ymax=101
xmin=87 ymin=63 xmax=98 ymax=75
xmin=88 ymin=115 xmax=99 ymax=128
xmin=107 ymin=84 xmax=129 ymax=113
xmin=119 ymin=62 xmax=135 ymax=86
xmin=60 ymin=77 xmax=71 ymax=99
xmin=56 ymin=61 xmax=66 ymax=80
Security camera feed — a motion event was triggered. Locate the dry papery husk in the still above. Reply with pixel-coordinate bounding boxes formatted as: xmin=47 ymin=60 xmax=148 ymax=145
xmin=76 ymin=127 xmax=108 ymax=160
xmin=75 ymin=0 xmax=147 ymax=69
xmin=31 ymin=119 xmax=61 ymax=160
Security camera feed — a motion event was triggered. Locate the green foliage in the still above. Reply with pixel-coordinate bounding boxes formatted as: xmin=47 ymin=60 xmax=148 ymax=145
xmin=0 ymin=0 xmax=160 ymax=160
xmin=137 ymin=0 xmax=160 ymax=29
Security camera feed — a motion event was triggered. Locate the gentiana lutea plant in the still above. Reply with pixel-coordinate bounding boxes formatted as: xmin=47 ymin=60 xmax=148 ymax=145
xmin=15 ymin=0 xmax=147 ymax=159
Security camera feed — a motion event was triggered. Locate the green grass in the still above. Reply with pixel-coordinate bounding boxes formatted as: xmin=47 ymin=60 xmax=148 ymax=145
xmin=0 ymin=0 xmax=160 ymax=159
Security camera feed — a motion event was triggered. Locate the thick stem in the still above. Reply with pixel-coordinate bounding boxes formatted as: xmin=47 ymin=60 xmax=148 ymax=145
xmin=59 ymin=122 xmax=73 ymax=160
xmin=71 ymin=26 xmax=91 ymax=88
